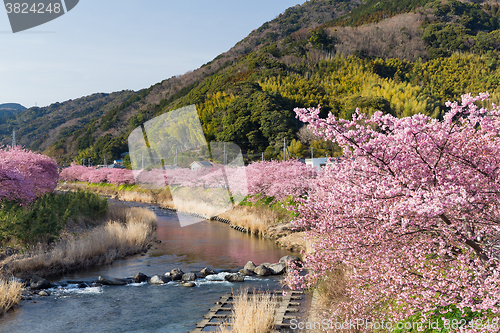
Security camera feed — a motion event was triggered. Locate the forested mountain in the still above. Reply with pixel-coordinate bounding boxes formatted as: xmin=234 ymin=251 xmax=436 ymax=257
xmin=0 ymin=103 xmax=26 ymax=118
xmin=2 ymin=0 xmax=500 ymax=165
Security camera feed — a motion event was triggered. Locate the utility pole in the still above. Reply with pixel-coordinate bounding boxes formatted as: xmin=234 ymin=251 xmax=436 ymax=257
xmin=12 ymin=130 xmax=16 ymax=147
xmin=223 ymin=143 xmax=226 ymax=165
xmin=284 ymin=137 xmax=287 ymax=161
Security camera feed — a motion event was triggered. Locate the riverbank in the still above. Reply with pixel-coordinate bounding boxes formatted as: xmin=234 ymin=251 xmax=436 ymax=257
xmin=57 ymin=182 xmax=308 ymax=253
xmin=0 ymin=202 xmax=157 ymax=314
xmin=1 ymin=203 xmax=156 ymax=280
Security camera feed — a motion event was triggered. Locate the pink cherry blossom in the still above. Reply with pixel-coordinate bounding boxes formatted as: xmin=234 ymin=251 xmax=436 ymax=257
xmin=287 ymin=93 xmax=500 ymax=325
xmin=0 ymin=146 xmax=58 ymax=204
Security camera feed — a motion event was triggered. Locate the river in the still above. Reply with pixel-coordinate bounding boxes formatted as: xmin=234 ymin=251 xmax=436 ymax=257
xmin=0 ymin=206 xmax=295 ymax=333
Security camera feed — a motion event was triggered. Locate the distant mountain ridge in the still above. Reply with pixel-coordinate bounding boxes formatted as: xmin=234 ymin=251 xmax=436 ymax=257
xmin=0 ymin=103 xmax=26 ymax=118
xmin=2 ymin=0 xmax=500 ymax=165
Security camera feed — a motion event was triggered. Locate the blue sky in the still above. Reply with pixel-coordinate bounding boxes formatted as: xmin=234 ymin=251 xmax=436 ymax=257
xmin=0 ymin=0 xmax=302 ymax=108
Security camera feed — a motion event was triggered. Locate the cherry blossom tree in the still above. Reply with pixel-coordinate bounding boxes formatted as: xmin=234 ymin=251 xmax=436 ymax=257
xmin=288 ymin=93 xmax=500 ymax=324
xmin=0 ymin=146 xmax=58 ymax=204
xmin=246 ymin=160 xmax=318 ymax=202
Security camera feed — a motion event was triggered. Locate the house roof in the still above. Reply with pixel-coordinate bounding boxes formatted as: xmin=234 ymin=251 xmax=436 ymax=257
xmin=108 ymin=164 xmax=126 ymax=169
xmin=190 ymin=161 xmax=212 ymax=167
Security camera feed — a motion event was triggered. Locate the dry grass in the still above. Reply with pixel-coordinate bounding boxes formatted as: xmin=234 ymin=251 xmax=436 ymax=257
xmin=57 ymin=182 xmax=173 ymax=207
xmin=220 ymin=205 xmax=290 ymax=235
xmin=219 ymin=290 xmax=277 ymax=333
xmin=166 ymin=197 xmax=230 ymax=217
xmin=304 ymin=266 xmax=356 ymax=332
xmin=119 ymin=191 xmax=156 ymax=204
xmin=0 ymin=279 xmax=24 ymax=314
xmin=276 ymin=232 xmax=308 ymax=253
xmin=316 ymin=267 xmax=350 ymax=310
xmin=5 ymin=205 xmax=157 ymax=279
xmin=59 ymin=182 xmax=295 ymax=238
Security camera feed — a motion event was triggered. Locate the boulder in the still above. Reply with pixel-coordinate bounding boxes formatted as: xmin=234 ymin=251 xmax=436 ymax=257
xmin=200 ymin=267 xmax=215 ymax=276
xmin=30 ymin=275 xmax=51 ymax=290
xmin=224 ymin=274 xmax=245 ymax=282
xmin=268 ymin=263 xmax=286 ymax=275
xmin=148 ymin=275 xmax=170 ymax=284
xmin=97 ymin=275 xmax=127 ymax=286
xmin=238 ymin=269 xmax=255 ymax=276
xmin=243 ymin=261 xmax=256 ymax=272
xmin=38 ymin=290 xmax=50 ymax=296
xmin=133 ymin=272 xmax=148 ymax=283
xmin=254 ymin=264 xmax=272 ymax=276
xmin=181 ymin=273 xmax=197 ymax=282
xmin=279 ymin=255 xmax=301 ymax=266
xmin=170 ymin=268 xmax=184 ymax=281
xmin=182 ymin=282 xmax=196 ymax=287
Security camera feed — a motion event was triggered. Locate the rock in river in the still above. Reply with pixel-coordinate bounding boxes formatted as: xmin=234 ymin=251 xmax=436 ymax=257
xmin=98 ymin=275 xmax=127 ymax=286
xmin=181 ymin=273 xmax=197 ymax=282
xmin=268 ymin=263 xmax=286 ymax=275
xmin=133 ymin=272 xmax=148 ymax=283
xmin=244 ymin=261 xmax=256 ymax=272
xmin=170 ymin=268 xmax=184 ymax=281
xmin=200 ymin=267 xmax=215 ymax=276
xmin=254 ymin=264 xmax=272 ymax=276
xmin=238 ymin=269 xmax=255 ymax=276
xmin=30 ymin=275 xmax=51 ymax=290
xmin=182 ymin=282 xmax=196 ymax=287
xmin=148 ymin=275 xmax=170 ymax=284
xmin=224 ymin=274 xmax=245 ymax=283
xmin=279 ymin=255 xmax=301 ymax=266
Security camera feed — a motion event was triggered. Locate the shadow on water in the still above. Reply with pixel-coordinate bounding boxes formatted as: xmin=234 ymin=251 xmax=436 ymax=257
xmin=0 ymin=208 xmax=296 ymax=333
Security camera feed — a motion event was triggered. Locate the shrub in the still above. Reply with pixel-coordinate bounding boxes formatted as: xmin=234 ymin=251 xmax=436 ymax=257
xmin=0 ymin=191 xmax=108 ymax=245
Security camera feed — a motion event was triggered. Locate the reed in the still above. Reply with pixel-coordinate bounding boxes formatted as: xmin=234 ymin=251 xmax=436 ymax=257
xmin=5 ymin=206 xmax=157 ymax=279
xmin=0 ymin=278 xmax=24 ymax=314
xmin=219 ymin=290 xmax=276 ymax=333
xmin=219 ymin=206 xmax=281 ymax=235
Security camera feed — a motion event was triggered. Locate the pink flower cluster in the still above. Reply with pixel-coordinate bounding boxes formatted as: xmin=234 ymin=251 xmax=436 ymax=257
xmin=246 ymin=160 xmax=318 ymax=202
xmin=0 ymin=146 xmax=58 ymax=204
xmin=287 ymin=93 xmax=500 ymax=325
xmin=59 ymin=165 xmax=135 ymax=185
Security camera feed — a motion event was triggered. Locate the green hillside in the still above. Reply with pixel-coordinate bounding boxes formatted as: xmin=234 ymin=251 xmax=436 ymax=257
xmin=2 ymin=0 xmax=500 ymax=164
xmin=0 ymin=103 xmax=26 ymax=118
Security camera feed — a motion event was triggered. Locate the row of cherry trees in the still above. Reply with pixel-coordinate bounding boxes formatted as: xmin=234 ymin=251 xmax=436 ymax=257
xmin=287 ymin=93 xmax=500 ymax=327
xmin=59 ymin=160 xmax=318 ymax=201
xmin=0 ymin=146 xmax=58 ymax=204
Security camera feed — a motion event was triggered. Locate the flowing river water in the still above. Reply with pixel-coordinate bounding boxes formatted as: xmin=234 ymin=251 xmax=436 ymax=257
xmin=0 ymin=205 xmax=295 ymax=333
